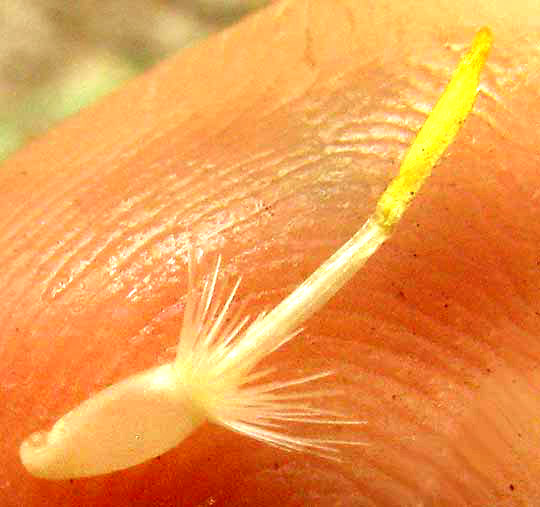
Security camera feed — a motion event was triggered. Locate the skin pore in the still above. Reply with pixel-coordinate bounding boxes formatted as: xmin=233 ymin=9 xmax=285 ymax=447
xmin=1 ymin=0 xmax=540 ymax=505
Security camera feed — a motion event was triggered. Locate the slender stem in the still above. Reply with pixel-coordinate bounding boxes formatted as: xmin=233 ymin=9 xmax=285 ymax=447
xmin=230 ymin=27 xmax=492 ymax=371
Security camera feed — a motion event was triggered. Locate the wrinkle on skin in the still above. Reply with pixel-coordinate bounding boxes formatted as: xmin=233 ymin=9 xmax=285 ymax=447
xmin=2 ymin=0 xmax=540 ymax=505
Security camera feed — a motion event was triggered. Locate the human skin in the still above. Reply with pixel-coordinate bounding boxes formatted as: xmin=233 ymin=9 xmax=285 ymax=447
xmin=2 ymin=0 xmax=540 ymax=505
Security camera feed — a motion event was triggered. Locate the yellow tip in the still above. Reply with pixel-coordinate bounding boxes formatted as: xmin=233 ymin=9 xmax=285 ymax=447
xmin=375 ymin=27 xmax=492 ymax=230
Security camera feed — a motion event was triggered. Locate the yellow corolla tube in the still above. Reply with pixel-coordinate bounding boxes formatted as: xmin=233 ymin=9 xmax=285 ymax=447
xmin=20 ymin=28 xmax=492 ymax=479
xmin=375 ymin=27 xmax=492 ymax=230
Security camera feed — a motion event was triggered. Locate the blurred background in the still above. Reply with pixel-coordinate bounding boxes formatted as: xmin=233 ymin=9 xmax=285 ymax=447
xmin=0 ymin=0 xmax=269 ymax=162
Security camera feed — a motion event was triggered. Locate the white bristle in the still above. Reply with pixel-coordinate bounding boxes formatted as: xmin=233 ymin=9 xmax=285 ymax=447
xmin=173 ymin=252 xmax=366 ymax=458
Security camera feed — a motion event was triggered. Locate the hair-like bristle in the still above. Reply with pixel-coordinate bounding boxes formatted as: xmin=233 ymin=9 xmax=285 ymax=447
xmin=173 ymin=251 xmax=365 ymax=458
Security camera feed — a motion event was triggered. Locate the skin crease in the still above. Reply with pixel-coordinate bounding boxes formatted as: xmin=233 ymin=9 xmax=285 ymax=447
xmin=2 ymin=0 xmax=540 ymax=505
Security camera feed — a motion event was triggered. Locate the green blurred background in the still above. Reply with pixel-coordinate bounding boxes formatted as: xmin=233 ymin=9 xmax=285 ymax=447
xmin=0 ymin=0 xmax=269 ymax=162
